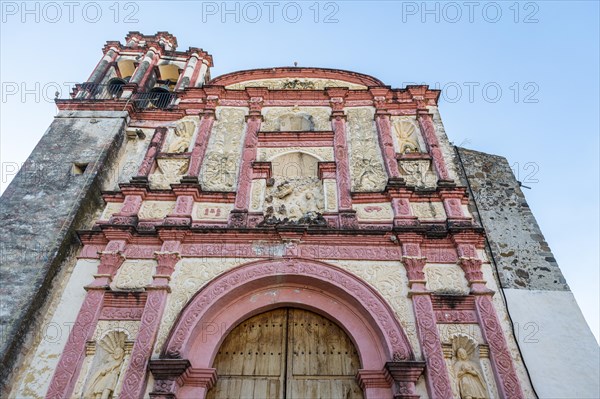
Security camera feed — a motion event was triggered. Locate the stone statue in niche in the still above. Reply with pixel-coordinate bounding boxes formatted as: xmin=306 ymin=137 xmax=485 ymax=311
xmin=452 ymin=336 xmax=489 ymax=399
xmin=85 ymin=331 xmax=127 ymax=399
xmin=393 ymin=119 xmax=422 ymax=153
xmin=166 ymin=120 xmax=195 ymax=153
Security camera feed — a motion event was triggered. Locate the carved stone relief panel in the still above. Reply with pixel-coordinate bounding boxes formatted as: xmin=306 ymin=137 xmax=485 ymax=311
xmin=399 ymin=159 xmax=437 ymax=189
xmin=327 ymin=260 xmax=422 ymax=358
xmin=226 ymin=78 xmax=366 ymax=90
xmin=99 ymin=202 xmax=123 ymax=221
xmin=153 ymin=258 xmax=259 ymax=356
xmin=264 ymin=178 xmax=325 ymax=222
xmin=149 ymin=158 xmax=190 ymax=189
xmin=138 ymin=201 xmax=176 ymax=220
xmin=346 ymin=107 xmax=388 ymax=192
xmin=424 ymin=264 xmax=470 ymax=295
xmin=261 ymin=107 xmax=332 ymax=131
xmin=411 ymin=201 xmax=447 ymax=220
xmin=249 ymin=180 xmax=267 ymax=212
xmin=257 ymin=147 xmax=334 ymax=162
xmin=200 ymin=107 xmax=248 ymax=191
xmin=390 ymin=116 xmax=426 ymax=154
xmin=164 ymin=118 xmax=197 ymax=153
xmin=323 ymin=179 xmax=338 ymax=212
xmin=111 ymin=260 xmax=156 ymax=290
xmin=192 ymin=203 xmax=234 ymax=221
xmin=112 ymin=128 xmax=153 ymax=189
xmin=352 ymin=203 xmax=394 ymax=222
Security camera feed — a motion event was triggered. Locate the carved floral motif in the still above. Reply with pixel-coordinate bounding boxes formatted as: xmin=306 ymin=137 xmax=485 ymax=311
xmin=112 ymin=260 xmax=155 ymax=290
xmin=352 ymin=203 xmax=394 ymax=222
xmin=425 ymin=264 xmax=470 ymax=295
xmin=346 ymin=107 xmax=388 ymax=192
xmin=225 ymin=78 xmax=366 ymax=90
xmin=138 ymin=201 xmax=177 ymax=220
xmin=199 ymin=107 xmax=248 ymax=191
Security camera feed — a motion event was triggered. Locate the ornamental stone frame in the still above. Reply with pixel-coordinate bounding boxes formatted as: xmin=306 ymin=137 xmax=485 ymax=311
xmin=153 ymin=259 xmax=428 ymax=399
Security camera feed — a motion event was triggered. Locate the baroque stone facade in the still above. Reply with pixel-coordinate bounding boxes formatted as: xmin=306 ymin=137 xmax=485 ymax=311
xmin=1 ymin=32 xmax=598 ymax=399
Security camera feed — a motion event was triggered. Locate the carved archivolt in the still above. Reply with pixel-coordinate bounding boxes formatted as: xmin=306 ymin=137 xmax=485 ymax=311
xmin=346 ymin=107 xmax=388 ymax=192
xmin=149 ymin=158 xmax=190 ymax=190
xmin=390 ymin=116 xmax=425 ymax=154
xmin=138 ymin=201 xmax=176 ymax=220
xmin=261 ymin=106 xmax=332 ymax=131
xmin=192 ymin=202 xmax=233 ymax=221
xmin=112 ymin=260 xmax=155 ymax=290
xmin=424 ymin=264 xmax=470 ymax=295
xmin=200 ymin=107 xmax=248 ymax=191
xmin=352 ymin=203 xmax=394 ymax=222
xmin=226 ymin=78 xmax=366 ymax=90
xmin=411 ymin=201 xmax=446 ymax=220
xmin=257 ymin=146 xmax=334 ymax=162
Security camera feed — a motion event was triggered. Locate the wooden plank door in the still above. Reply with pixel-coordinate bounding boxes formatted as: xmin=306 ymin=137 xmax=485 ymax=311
xmin=287 ymin=309 xmax=363 ymax=399
xmin=207 ymin=308 xmax=363 ymax=399
xmin=207 ymin=309 xmax=287 ymax=399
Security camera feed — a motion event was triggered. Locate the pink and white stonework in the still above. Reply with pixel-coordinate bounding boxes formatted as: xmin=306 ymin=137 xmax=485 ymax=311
xmin=3 ymin=32 xmax=598 ymax=399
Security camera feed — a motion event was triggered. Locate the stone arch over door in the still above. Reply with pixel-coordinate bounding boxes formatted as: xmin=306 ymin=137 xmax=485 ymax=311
xmin=155 ymin=259 xmax=423 ymax=398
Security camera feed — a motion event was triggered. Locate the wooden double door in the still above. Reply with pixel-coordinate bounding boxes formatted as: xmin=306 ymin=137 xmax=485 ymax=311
xmin=207 ymin=308 xmax=364 ymax=399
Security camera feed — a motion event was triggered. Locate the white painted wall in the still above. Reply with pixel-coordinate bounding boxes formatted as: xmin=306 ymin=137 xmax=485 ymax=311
xmin=504 ymin=289 xmax=599 ymax=398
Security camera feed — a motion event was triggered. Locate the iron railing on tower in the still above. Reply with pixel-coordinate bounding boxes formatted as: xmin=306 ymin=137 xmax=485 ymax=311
xmin=60 ymin=82 xmax=178 ymax=111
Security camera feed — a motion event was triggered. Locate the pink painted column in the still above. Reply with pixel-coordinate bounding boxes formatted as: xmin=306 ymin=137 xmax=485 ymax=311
xmin=45 ymin=242 xmax=126 ymax=399
xmin=328 ymin=89 xmax=358 ymax=228
xmin=400 ymin=239 xmax=454 ymax=399
xmin=229 ymin=96 xmax=263 ymax=227
xmin=183 ymin=105 xmax=216 ymax=182
xmin=416 ymin=110 xmax=451 ymax=182
xmin=454 ymin=240 xmax=526 ymax=399
xmin=119 ymin=238 xmax=181 ymax=399
xmin=134 ymin=126 xmax=169 ymax=181
xmin=371 ymin=91 xmax=401 ymax=180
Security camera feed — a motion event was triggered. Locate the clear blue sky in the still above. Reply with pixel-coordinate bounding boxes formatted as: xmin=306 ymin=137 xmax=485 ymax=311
xmin=1 ymin=1 xmax=598 ymax=341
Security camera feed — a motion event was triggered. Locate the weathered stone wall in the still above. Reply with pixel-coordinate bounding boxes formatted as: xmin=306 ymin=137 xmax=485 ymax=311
xmin=0 ymin=110 xmax=128 ymax=391
xmin=456 ymin=147 xmax=568 ymax=291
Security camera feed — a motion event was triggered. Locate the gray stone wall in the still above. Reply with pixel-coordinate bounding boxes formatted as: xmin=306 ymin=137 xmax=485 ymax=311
xmin=456 ymin=147 xmax=568 ymax=291
xmin=0 ymin=110 xmax=128 ymax=390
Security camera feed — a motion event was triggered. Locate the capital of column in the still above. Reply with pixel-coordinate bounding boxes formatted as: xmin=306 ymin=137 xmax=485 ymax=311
xmin=90 ymin=250 xmax=125 ymax=288
xmin=458 ymin=257 xmax=492 ymax=294
xmin=401 ymin=256 xmax=428 ymax=290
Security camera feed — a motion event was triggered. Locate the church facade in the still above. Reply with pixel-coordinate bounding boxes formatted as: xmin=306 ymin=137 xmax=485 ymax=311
xmin=1 ymin=32 xmax=598 ymax=399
